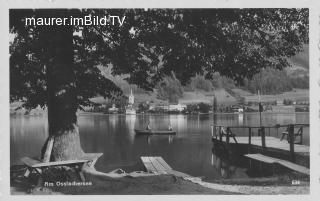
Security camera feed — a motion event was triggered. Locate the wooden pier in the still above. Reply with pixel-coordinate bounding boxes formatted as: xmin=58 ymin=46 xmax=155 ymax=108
xmin=221 ymin=136 xmax=309 ymax=153
xmin=211 ymin=124 xmax=309 ymax=168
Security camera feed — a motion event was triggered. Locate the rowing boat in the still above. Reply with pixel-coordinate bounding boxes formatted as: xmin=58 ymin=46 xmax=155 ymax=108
xmin=134 ymin=129 xmax=176 ymax=135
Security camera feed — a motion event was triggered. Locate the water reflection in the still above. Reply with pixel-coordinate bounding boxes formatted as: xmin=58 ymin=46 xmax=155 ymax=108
xmin=168 ymin=135 xmax=174 ymax=144
xmin=142 ymin=134 xmax=175 ymax=146
xmin=169 ymin=114 xmax=186 ymax=132
xmin=125 ymin=115 xmax=136 ymax=144
xmin=11 ymin=112 xmax=309 ymax=180
xmin=210 ymin=142 xmax=249 ymax=179
xmin=238 ymin=113 xmax=244 ymax=126
xmin=108 ymin=114 xmax=117 ymax=129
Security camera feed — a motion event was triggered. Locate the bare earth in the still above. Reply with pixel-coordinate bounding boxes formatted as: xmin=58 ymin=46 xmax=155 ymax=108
xmin=11 ymin=167 xmax=309 ymax=195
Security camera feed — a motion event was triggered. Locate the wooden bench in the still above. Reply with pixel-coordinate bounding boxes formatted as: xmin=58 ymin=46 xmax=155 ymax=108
xmin=21 ymin=153 xmax=103 ymax=183
xmin=20 ymin=136 xmax=103 ymax=184
xmin=280 ymin=126 xmax=303 ymax=144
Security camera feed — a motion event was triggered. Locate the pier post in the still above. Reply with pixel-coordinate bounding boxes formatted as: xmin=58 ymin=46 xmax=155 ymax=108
xmin=261 ymin=127 xmax=266 ymax=151
xmin=211 ymin=125 xmax=214 ymax=138
xmin=248 ymin=127 xmax=252 ymax=153
xmin=300 ymin=127 xmax=303 ymax=145
xmin=289 ymin=124 xmax=295 ymax=162
xmin=226 ymin=127 xmax=230 ymax=144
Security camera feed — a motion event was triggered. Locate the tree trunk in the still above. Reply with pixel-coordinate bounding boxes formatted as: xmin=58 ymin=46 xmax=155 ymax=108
xmin=41 ymin=13 xmax=84 ymax=161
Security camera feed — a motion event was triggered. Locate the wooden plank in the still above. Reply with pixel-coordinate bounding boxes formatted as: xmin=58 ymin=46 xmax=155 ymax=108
xmin=140 ymin=156 xmax=194 ymax=179
xmin=146 ymin=157 xmax=158 ymax=172
xmin=42 ymin=136 xmax=54 ymax=163
xmin=22 ymin=157 xmax=88 ymax=168
xmin=148 ymin=157 xmax=167 ymax=172
xmin=245 ymin=154 xmax=309 ymax=175
xmin=277 ymin=160 xmax=310 ymax=175
xmin=141 ymin=157 xmax=157 ymax=172
xmin=155 ymin=157 xmax=172 ymax=170
xmin=33 ymin=160 xmax=88 ymax=168
xmin=22 ymin=159 xmax=88 ymax=168
xmin=141 ymin=156 xmax=173 ymax=173
xmin=245 ymin=154 xmax=275 ymax=163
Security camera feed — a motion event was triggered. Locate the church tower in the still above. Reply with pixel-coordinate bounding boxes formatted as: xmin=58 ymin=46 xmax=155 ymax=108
xmin=128 ymin=89 xmax=134 ymax=105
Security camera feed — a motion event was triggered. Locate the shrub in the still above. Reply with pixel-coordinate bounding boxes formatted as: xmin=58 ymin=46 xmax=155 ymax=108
xmin=198 ymin=102 xmax=211 ymax=113
xmin=189 ymin=74 xmax=213 ymax=91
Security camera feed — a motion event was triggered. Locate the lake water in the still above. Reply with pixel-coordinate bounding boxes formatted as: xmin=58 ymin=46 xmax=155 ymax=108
xmin=10 ymin=112 xmax=309 ymax=180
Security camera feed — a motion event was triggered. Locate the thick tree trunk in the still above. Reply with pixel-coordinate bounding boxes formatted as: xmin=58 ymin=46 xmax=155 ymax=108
xmin=49 ymin=124 xmax=84 ymax=161
xmin=41 ymin=13 xmax=84 ymax=161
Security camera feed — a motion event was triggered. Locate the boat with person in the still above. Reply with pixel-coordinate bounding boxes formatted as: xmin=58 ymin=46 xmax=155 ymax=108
xmin=134 ymin=129 xmax=176 ymax=135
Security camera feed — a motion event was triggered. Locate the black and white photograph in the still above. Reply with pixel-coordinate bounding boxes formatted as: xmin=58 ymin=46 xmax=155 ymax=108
xmin=7 ymin=7 xmax=312 ymax=195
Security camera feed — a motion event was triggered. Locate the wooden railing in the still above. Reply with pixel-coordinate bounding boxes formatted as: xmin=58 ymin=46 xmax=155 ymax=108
xmin=211 ymin=124 xmax=309 ymax=162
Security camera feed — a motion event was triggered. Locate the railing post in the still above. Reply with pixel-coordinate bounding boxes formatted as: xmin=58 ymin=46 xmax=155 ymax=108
xmin=289 ymin=124 xmax=295 ymax=162
xmin=261 ymin=126 xmax=266 ymax=151
xmin=300 ymin=127 xmax=303 ymax=145
xmin=248 ymin=127 xmax=252 ymax=153
xmin=211 ymin=125 xmax=214 ymax=138
xmin=219 ymin=126 xmax=222 ymax=142
xmin=226 ymin=127 xmax=230 ymax=144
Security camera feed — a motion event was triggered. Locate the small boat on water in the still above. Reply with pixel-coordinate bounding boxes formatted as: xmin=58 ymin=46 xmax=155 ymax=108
xmin=134 ymin=129 xmax=176 ymax=135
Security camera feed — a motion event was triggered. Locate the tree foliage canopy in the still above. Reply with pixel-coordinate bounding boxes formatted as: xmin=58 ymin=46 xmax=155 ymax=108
xmin=10 ymin=9 xmax=308 ymax=110
xmin=156 ymin=74 xmax=184 ymax=104
xmin=243 ymin=68 xmax=309 ymax=94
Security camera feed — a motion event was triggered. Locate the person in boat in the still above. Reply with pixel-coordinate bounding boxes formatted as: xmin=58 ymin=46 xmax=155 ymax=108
xmin=146 ymin=122 xmax=151 ymax=130
xmin=168 ymin=124 xmax=173 ymax=131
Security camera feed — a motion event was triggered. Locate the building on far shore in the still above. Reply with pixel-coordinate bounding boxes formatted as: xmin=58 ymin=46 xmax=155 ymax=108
xmin=148 ymin=103 xmax=187 ymax=113
xmin=108 ymin=104 xmax=119 ymax=114
xmin=168 ymin=103 xmax=187 ymax=112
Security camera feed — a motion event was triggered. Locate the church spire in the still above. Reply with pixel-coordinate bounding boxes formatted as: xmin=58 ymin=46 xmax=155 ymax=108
xmin=128 ymin=88 xmax=134 ymax=105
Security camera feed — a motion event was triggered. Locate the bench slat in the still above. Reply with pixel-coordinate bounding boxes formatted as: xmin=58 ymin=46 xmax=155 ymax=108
xmin=155 ymin=156 xmax=172 ymax=170
xmin=21 ymin=157 xmax=88 ymax=168
xmin=32 ymin=159 xmax=89 ymax=168
xmin=141 ymin=156 xmax=157 ymax=172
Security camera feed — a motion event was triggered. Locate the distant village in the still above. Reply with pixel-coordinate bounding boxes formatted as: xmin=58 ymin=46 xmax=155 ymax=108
xmin=72 ymin=90 xmax=310 ymax=114
xmin=10 ymin=89 xmax=309 ymax=116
